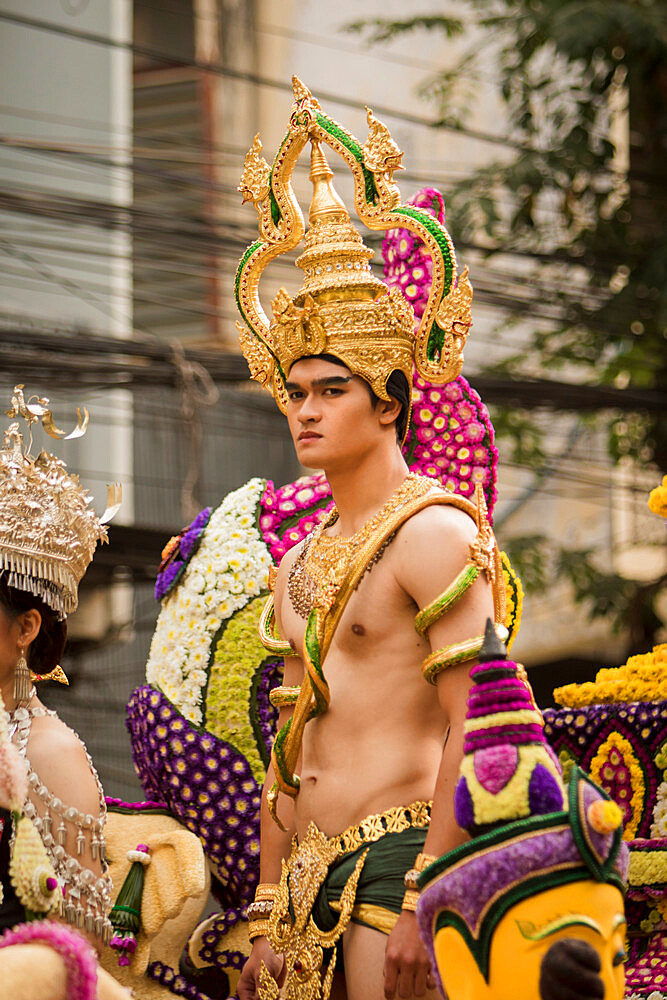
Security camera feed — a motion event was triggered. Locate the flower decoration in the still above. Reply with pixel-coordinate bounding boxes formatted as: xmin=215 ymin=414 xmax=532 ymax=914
xmin=588 ymin=732 xmax=646 ymax=840
xmin=501 ymin=551 xmax=524 ymax=651
xmin=126 ymin=685 xmax=265 ymax=909
xmin=9 ymin=814 xmax=61 ymax=915
xmin=554 ymin=644 xmax=667 ymax=708
xmin=146 ymin=480 xmax=272 ymax=725
xmin=648 ymin=475 xmax=667 ymax=518
xmin=155 ymin=506 xmax=213 ymax=602
xmin=588 ymin=798 xmax=624 ymax=835
xmin=206 ymin=595 xmax=280 ymax=782
xmin=0 ymin=921 xmax=98 ymax=1000
xmin=382 ymin=187 xmax=499 ymax=517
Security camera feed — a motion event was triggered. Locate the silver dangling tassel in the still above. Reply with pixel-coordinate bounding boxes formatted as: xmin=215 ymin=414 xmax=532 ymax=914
xmin=76 ymin=829 xmax=85 ymax=856
xmin=13 ymin=646 xmax=30 ymax=703
xmin=57 ymin=820 xmax=67 ymax=846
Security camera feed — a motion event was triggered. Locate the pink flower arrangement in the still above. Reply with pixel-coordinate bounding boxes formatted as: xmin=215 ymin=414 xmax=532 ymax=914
xmin=0 ymin=920 xmax=98 ymax=1000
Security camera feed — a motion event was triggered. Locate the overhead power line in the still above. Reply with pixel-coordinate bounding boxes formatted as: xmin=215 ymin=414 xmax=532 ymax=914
xmin=0 ymin=317 xmax=662 ymax=414
xmin=0 ymin=8 xmax=528 ymax=151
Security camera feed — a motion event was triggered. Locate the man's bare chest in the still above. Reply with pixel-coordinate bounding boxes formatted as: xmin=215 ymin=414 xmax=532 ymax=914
xmin=278 ymin=548 xmax=419 ymax=658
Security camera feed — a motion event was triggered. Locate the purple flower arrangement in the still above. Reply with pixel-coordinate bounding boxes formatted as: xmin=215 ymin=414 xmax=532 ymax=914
xmin=154 ymin=507 xmax=213 ymax=602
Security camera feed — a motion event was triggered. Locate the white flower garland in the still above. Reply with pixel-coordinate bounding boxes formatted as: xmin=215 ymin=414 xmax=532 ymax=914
xmin=146 ymin=478 xmax=272 ymax=725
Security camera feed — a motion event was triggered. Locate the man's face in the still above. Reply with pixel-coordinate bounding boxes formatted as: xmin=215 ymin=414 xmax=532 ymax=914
xmin=285 ymin=357 xmax=386 ymax=471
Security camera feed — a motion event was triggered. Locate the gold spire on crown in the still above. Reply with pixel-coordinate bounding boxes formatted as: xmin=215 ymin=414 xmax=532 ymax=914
xmin=235 ymin=77 xmax=473 ymax=413
xmin=0 ymin=386 xmax=121 ymax=618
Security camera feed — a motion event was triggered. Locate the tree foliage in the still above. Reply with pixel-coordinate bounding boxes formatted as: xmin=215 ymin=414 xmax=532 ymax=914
xmin=350 ymin=2 xmax=667 ymax=652
xmin=350 ymin=1 xmax=667 ymax=471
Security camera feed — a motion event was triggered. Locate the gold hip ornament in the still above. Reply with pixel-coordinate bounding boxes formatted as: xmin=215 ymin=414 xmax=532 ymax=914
xmin=259 ymin=822 xmax=368 ymax=1000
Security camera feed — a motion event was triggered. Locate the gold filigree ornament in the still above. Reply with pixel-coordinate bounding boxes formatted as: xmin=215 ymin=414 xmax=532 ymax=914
xmin=261 ymin=822 xmax=368 ymax=1000
xmin=235 ymin=76 xmax=474 ymax=417
xmin=0 ymin=386 xmax=121 ymax=618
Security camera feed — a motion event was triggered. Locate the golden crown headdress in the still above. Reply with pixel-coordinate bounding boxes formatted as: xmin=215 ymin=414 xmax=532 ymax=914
xmin=0 ymin=386 xmax=122 ymax=618
xmin=235 ymin=77 xmax=473 ymax=413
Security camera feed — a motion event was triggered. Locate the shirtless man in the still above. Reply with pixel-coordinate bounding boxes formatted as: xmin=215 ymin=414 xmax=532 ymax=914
xmin=238 ymin=356 xmax=503 ymax=1000
xmin=234 ymin=82 xmax=505 ymax=1000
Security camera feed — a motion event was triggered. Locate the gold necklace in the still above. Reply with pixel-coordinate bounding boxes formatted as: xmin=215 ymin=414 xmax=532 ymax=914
xmin=287 ymin=474 xmax=436 ymax=618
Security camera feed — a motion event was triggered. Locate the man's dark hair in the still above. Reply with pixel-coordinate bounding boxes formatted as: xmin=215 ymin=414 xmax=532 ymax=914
xmin=298 ymin=354 xmax=409 ymax=442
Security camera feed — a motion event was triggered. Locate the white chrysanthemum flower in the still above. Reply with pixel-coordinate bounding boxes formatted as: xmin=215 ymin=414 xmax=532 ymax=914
xmin=146 ymin=478 xmax=272 ymax=719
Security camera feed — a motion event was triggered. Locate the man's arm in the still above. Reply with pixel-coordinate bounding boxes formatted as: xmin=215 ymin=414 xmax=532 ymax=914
xmin=237 ymin=551 xmax=304 ymax=1000
xmin=383 ymin=503 xmax=495 ymax=999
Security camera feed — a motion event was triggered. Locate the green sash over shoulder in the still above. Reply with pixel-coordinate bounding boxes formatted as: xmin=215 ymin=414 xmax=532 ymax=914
xmin=267 ymin=476 xmax=505 ymax=827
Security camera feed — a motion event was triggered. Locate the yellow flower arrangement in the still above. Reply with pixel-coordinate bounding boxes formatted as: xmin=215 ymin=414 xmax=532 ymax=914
xmin=554 ymin=644 xmax=667 ymax=708
xmin=648 ymin=475 xmax=667 ymax=518
xmin=501 ymin=551 xmax=524 ymax=652
xmin=628 ymin=849 xmax=667 ymax=887
xmin=205 ymin=594 xmax=273 ymax=784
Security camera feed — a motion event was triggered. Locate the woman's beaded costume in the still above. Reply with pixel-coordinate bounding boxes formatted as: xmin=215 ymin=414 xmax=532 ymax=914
xmin=0 ymin=387 xmax=119 ymax=939
xmin=3 ymin=693 xmax=113 ymax=938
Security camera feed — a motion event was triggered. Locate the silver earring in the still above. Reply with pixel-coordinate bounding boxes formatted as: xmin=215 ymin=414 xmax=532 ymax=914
xmin=14 ymin=645 xmax=30 ymax=703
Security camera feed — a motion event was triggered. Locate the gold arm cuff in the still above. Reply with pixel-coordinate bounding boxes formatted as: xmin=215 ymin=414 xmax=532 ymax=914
xmin=258 ymin=594 xmax=295 ymax=657
xmin=269 ymin=685 xmax=301 ymax=708
xmin=422 ymin=626 xmax=508 ymax=685
xmin=248 ymin=919 xmax=270 ymax=942
xmin=402 ymin=889 xmax=420 ymax=912
xmin=254 ymin=882 xmax=279 ymax=900
xmin=414 ymin=562 xmax=481 ymax=637
xmin=404 ymin=868 xmax=420 ymax=891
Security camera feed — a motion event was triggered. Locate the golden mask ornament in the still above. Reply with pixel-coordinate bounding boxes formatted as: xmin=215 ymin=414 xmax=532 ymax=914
xmin=236 ymin=78 xmax=473 ymax=413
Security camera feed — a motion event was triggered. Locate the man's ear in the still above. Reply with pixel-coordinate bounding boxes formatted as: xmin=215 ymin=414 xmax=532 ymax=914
xmin=376 ymin=395 xmax=402 ymax=428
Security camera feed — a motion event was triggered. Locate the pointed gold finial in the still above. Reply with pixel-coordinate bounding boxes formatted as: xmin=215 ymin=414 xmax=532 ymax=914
xmin=308 ymin=142 xmax=348 ymax=225
xmin=292 ymin=75 xmax=321 ymax=110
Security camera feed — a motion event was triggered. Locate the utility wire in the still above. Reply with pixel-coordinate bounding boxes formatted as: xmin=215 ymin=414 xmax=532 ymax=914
xmin=0 ymin=8 xmax=545 ymax=152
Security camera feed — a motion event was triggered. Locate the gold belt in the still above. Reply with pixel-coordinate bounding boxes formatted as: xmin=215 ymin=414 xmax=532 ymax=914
xmin=328 ymin=799 xmax=432 ymax=855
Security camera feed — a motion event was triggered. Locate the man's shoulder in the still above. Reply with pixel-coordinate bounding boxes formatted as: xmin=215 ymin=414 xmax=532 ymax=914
xmin=398 ymin=488 xmax=479 ymax=546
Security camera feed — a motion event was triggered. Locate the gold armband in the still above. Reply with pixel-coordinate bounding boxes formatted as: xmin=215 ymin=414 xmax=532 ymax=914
xmin=258 ymin=594 xmax=295 ymax=657
xmin=404 ymin=851 xmax=438 ymax=890
xmin=269 ymin=685 xmax=301 ymax=708
xmin=422 ymin=626 xmax=509 ymax=684
xmin=402 ymin=888 xmax=420 ymax=912
xmin=414 ymin=563 xmax=480 ymax=637
xmin=247 ymin=882 xmax=278 ymax=935
xmin=247 ymin=919 xmax=270 ymax=941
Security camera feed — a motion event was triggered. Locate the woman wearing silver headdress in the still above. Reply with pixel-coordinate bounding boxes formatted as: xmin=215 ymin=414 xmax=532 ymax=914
xmin=0 ymin=386 xmax=120 ymax=947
